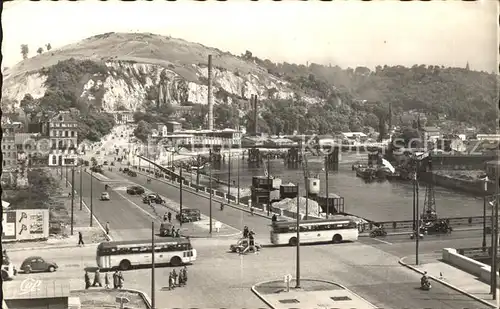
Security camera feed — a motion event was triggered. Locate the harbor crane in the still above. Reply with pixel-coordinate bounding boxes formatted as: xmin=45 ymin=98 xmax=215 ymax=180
xmin=412 ymin=152 xmax=437 ymax=222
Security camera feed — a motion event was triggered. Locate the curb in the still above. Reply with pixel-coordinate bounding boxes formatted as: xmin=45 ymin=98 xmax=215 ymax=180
xmin=398 ymin=256 xmax=497 ymax=308
xmin=251 ymin=278 xmax=377 ymax=309
xmin=6 ymin=243 xmax=99 ymax=252
xmin=182 ymin=230 xmax=242 ymax=239
xmin=131 ymin=168 xmax=273 ymax=220
xmin=120 ymin=288 xmax=152 ymax=309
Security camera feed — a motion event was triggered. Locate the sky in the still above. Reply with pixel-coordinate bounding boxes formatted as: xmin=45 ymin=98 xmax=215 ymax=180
xmin=2 ymin=0 xmax=498 ymax=72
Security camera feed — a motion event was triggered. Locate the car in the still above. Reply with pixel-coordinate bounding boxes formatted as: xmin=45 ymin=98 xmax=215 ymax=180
xmin=103 ymin=161 xmax=108 ymax=165
xmin=122 ymin=167 xmax=130 ymax=173
xmin=127 ymin=186 xmax=145 ymax=195
xmin=142 ymin=193 xmax=164 ymax=204
xmin=230 ymin=238 xmax=262 ymax=253
xmin=176 ymin=209 xmax=201 ymax=223
xmin=159 ymin=222 xmax=174 ymax=237
xmin=100 ymin=192 xmax=110 ymax=201
xmin=20 ymin=256 xmax=58 ymax=273
xmin=127 ymin=170 xmax=137 ymax=177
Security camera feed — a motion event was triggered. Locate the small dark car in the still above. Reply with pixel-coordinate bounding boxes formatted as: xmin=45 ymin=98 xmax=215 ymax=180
xmin=142 ymin=193 xmax=164 ymax=204
xmin=127 ymin=170 xmax=137 ymax=177
xmin=126 ymin=185 xmax=145 ymax=195
xmin=21 ymin=256 xmax=58 ymax=273
xmin=122 ymin=167 xmax=130 ymax=173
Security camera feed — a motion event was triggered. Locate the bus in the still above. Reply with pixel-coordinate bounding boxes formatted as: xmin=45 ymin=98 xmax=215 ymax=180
xmin=270 ymin=218 xmax=359 ymax=246
xmin=96 ymin=238 xmax=197 ymax=270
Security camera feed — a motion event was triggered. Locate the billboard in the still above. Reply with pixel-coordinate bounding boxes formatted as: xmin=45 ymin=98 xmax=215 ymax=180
xmin=2 ymin=209 xmax=49 ymax=241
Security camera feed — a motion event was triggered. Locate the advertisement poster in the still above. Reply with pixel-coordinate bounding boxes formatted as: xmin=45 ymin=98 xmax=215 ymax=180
xmin=2 ymin=212 xmax=17 ymax=240
xmin=14 ymin=209 xmax=49 ymax=241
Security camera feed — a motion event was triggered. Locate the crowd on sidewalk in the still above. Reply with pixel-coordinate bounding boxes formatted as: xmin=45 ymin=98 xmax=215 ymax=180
xmin=84 ymin=268 xmax=124 ymax=289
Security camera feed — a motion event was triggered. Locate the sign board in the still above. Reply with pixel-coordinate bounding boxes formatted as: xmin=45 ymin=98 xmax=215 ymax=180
xmin=2 ymin=209 xmax=49 ymax=241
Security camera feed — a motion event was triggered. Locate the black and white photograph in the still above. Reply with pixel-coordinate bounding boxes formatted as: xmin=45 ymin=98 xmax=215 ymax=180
xmin=1 ymin=1 xmax=499 ymax=309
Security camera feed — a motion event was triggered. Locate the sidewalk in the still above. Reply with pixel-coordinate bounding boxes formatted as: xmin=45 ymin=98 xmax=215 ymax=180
xmin=252 ymin=279 xmax=378 ymax=309
xmin=3 ymin=169 xmax=109 ymax=252
xmin=400 ymin=253 xmax=498 ymax=308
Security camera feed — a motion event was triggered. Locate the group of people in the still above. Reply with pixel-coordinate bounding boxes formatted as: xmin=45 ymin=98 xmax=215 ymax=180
xmin=85 ymin=268 xmax=124 ymax=289
xmin=163 ymin=212 xmax=172 ymax=222
xmin=241 ymin=226 xmax=257 ymax=254
xmin=168 ymin=266 xmax=188 ymax=290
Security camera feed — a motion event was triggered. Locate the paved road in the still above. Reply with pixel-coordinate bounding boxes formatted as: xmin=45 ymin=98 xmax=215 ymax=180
xmin=72 ymin=170 xmax=163 ymax=241
xmin=6 ymin=238 xmax=491 ymax=309
xmin=360 ymin=230 xmax=487 ymax=257
xmin=103 ymin=168 xmax=273 ymax=237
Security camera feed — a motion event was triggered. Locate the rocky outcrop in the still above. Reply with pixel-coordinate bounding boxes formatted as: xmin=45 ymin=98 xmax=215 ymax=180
xmin=3 ymin=60 xmax=321 ymax=112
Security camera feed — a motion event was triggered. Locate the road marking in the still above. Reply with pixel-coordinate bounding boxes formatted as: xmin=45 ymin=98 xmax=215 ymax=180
xmin=114 ymin=190 xmax=162 ymax=222
xmin=372 ymin=238 xmax=393 ymax=245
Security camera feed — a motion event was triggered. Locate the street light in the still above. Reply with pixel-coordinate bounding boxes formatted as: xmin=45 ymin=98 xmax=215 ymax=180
xmin=227 ymin=148 xmax=232 ymax=203
xmin=79 ymin=163 xmax=83 ymax=211
xmin=70 ymin=166 xmax=75 ymax=235
xmin=267 ymin=153 xmax=271 ymax=217
xmin=490 ymin=193 xmax=499 ymax=299
xmin=90 ymin=167 xmax=93 ymax=227
xmin=325 ymin=156 xmax=329 ymax=219
xmin=151 ymin=221 xmax=156 ymax=309
xmin=295 ymin=184 xmax=301 ymax=288
xmin=209 ymin=150 xmax=213 ymax=235
xmin=179 ymin=166 xmax=183 ymax=227
xmin=237 ymin=153 xmax=240 ymax=204
xmin=483 ymin=177 xmax=488 ymax=250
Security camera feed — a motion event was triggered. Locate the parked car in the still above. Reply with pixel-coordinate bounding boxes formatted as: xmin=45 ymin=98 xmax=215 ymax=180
xmin=142 ymin=193 xmax=164 ymax=204
xmin=230 ymin=238 xmax=262 ymax=253
xmin=91 ymin=166 xmax=103 ymax=173
xmin=103 ymin=161 xmax=108 ymax=165
xmin=127 ymin=186 xmax=145 ymax=195
xmin=176 ymin=209 xmax=201 ymax=223
xmin=122 ymin=167 xmax=129 ymax=173
xmin=100 ymin=192 xmax=110 ymax=201
xmin=20 ymin=256 xmax=58 ymax=273
xmin=127 ymin=170 xmax=137 ymax=177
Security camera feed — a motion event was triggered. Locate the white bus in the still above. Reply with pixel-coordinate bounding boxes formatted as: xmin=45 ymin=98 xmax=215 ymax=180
xmin=270 ymin=218 xmax=359 ymax=246
xmin=96 ymin=238 xmax=197 ymax=270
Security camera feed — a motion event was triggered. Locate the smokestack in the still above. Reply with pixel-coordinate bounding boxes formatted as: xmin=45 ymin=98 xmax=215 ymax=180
xmin=253 ymin=95 xmax=258 ymax=135
xmin=208 ymin=55 xmax=214 ymax=131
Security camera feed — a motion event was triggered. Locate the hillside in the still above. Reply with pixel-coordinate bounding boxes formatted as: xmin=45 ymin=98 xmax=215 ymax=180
xmin=2 ymin=32 xmax=498 ymax=141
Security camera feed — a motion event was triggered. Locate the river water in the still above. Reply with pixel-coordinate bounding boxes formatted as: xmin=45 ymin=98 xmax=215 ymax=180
xmin=193 ymin=153 xmax=483 ymax=222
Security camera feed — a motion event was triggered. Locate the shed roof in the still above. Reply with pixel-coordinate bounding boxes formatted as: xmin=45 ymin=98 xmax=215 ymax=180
xmin=3 ymin=279 xmax=70 ymax=300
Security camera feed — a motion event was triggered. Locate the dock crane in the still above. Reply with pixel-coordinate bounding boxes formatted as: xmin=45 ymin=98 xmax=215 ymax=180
xmin=412 ymin=151 xmax=437 ymax=222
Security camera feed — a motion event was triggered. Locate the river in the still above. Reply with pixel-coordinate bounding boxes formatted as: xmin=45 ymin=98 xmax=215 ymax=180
xmin=190 ymin=153 xmax=483 ymax=222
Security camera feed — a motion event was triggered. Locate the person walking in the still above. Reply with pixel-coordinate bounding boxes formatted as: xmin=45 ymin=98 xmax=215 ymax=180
xmin=168 ymin=272 xmax=174 ymax=290
xmin=271 ymin=214 xmax=277 ymax=223
xmin=182 ymin=266 xmax=188 ymax=285
xmin=117 ymin=271 xmax=124 ymax=289
xmin=105 ymin=222 xmax=110 ymax=235
xmin=243 ymin=226 xmax=249 ymax=239
xmin=113 ymin=270 xmax=119 ymax=289
xmin=175 ymin=229 xmax=181 ymax=238
xmin=171 ymin=226 xmax=175 ymax=237
xmin=104 ymin=272 xmax=110 ymax=289
xmin=92 ymin=268 xmax=102 ymax=287
xmin=167 ymin=212 xmax=172 ymax=222
xmin=172 ymin=269 xmax=178 ymax=286
xmin=78 ymin=232 xmax=84 ymax=246
xmin=84 ymin=271 xmax=91 ymax=289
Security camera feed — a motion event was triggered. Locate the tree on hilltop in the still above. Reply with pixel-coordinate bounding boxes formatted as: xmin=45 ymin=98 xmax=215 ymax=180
xmin=46 ymin=43 xmax=52 ymax=51
xmin=37 ymin=47 xmax=43 ymax=55
xmin=134 ymin=120 xmax=152 ymax=143
xmin=20 ymin=44 xmax=29 ymax=59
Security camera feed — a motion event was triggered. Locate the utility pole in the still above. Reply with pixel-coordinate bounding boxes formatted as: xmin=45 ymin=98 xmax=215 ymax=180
xmin=237 ymin=153 xmax=241 ymax=203
xmin=71 ymin=167 xmax=75 ymax=235
xmin=295 ymin=184 xmax=301 ymax=288
xmin=413 ymin=169 xmax=416 ymax=232
xmin=227 ymin=149 xmax=231 ymax=203
xmin=209 ymin=150 xmax=213 ymax=235
xmin=90 ymin=168 xmax=93 ymax=227
xmin=325 ymin=156 xmax=329 ymax=219
xmin=491 ymin=194 xmax=498 ymax=299
xmin=151 ymin=222 xmax=156 ymax=309
xmin=179 ymin=167 xmax=183 ymax=227
xmin=416 ymin=171 xmax=420 ymax=265
xmin=305 ymin=178 xmax=309 ymax=220
xmin=483 ymin=178 xmax=488 ymax=250
xmin=79 ymin=164 xmax=83 ymax=211
xmin=196 ymin=155 xmax=201 ymax=192
xmin=65 ymin=166 xmax=68 ymax=187
xmin=267 ymin=153 xmax=271 ymax=217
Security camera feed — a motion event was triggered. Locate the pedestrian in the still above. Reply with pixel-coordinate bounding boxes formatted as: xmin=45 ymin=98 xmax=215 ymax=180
xmin=163 ymin=212 xmax=168 ymax=221
xmin=105 ymin=222 xmax=110 ymax=235
xmin=178 ymin=272 xmax=184 ymax=286
xmin=118 ymin=271 xmax=124 ymax=289
xmin=175 ymin=229 xmax=180 ymax=238
xmin=168 ymin=272 xmax=174 ymax=290
xmin=171 ymin=226 xmax=175 ymax=236
xmin=172 ymin=269 xmax=178 ymax=286
xmin=250 ymin=206 xmax=254 ymax=216
xmin=78 ymin=231 xmax=84 ymax=246
xmin=92 ymin=268 xmax=102 ymax=287
xmin=104 ymin=272 xmax=110 ymax=289
xmin=84 ymin=271 xmax=91 ymax=289
xmin=167 ymin=212 xmax=172 ymax=222
xmin=113 ymin=270 xmax=119 ymax=289
xmin=243 ymin=226 xmax=249 ymax=239
xmin=182 ymin=266 xmax=188 ymax=285
xmin=272 ymin=214 xmax=277 ymax=223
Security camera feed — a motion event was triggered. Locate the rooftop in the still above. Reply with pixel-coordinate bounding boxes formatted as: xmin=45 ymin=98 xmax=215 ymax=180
xmin=3 ymin=279 xmax=71 ymax=300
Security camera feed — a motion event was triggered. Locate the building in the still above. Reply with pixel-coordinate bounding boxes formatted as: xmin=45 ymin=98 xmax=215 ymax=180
xmin=166 ymin=121 xmax=182 ymax=133
xmin=2 ymin=132 xmax=17 ymax=172
xmin=48 ymin=112 xmax=78 ymax=166
xmin=3 ymin=279 xmax=76 ymax=309
xmin=112 ymin=111 xmax=134 ymax=124
xmin=422 ymin=126 xmax=441 ymax=142
xmin=15 ymin=133 xmax=48 ymax=166
xmin=151 ymin=123 xmax=168 ymax=138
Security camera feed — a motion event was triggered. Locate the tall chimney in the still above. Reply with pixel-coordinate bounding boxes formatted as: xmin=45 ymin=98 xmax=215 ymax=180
xmin=208 ymin=55 xmax=214 ymax=131
xmin=253 ymin=95 xmax=258 ymax=135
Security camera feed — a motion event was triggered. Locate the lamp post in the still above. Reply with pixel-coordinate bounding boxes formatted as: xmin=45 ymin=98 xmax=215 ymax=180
xmin=70 ymin=167 xmax=75 ymax=235
xmin=490 ymin=193 xmax=498 ymax=299
xmin=227 ymin=149 xmax=231 ymax=203
xmin=90 ymin=167 xmax=93 ymax=227
xmin=325 ymin=156 xmax=329 ymax=219
xmin=295 ymin=184 xmax=301 ymax=288
xmin=179 ymin=167 xmax=183 ymax=227
xmin=483 ymin=177 xmax=488 ymax=250
xmin=196 ymin=155 xmax=201 ymax=192
xmin=415 ymin=168 xmax=420 ymax=266
xmin=65 ymin=166 xmax=68 ymax=187
xmin=209 ymin=150 xmax=213 ymax=235
xmin=151 ymin=222 xmax=156 ymax=309
xmin=79 ymin=163 xmax=83 ymax=211
xmin=237 ymin=153 xmax=241 ymax=204
xmin=267 ymin=153 xmax=271 ymax=216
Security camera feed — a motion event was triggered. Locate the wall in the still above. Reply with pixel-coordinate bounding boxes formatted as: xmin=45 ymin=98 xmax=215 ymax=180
xmin=5 ymin=297 xmax=68 ymax=309
xmin=442 ymin=248 xmax=499 ymax=285
xmin=2 ymin=209 xmax=50 ymax=242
